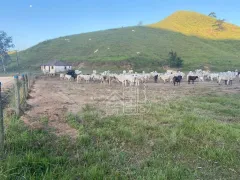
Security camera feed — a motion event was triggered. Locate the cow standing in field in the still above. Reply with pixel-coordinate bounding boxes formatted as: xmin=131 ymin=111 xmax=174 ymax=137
xmin=224 ymin=79 xmax=233 ymax=85
xmin=173 ymin=76 xmax=182 ymax=86
xmin=60 ymin=73 xmax=65 ymax=80
xmin=188 ymin=76 xmax=198 ymax=84
xmin=66 ymin=70 xmax=77 ymax=80
xmin=65 ymin=74 xmax=73 ymax=81
xmin=154 ymin=74 xmax=158 ymax=83
xmin=238 ymin=72 xmax=240 ymax=82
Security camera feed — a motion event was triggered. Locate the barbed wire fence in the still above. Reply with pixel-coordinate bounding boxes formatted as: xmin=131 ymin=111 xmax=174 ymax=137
xmin=0 ymin=72 xmax=37 ymax=155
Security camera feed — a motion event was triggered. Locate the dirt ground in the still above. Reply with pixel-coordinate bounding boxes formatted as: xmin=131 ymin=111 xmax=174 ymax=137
xmin=21 ymin=75 xmax=240 ymax=138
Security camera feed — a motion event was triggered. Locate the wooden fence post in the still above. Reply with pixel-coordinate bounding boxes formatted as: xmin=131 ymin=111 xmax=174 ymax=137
xmin=14 ymin=75 xmax=20 ymax=116
xmin=24 ymin=74 xmax=28 ymax=98
xmin=22 ymin=74 xmax=26 ymax=101
xmin=28 ymin=73 xmax=30 ymax=89
xmin=25 ymin=74 xmax=29 ymax=94
xmin=0 ymin=82 xmax=4 ymax=155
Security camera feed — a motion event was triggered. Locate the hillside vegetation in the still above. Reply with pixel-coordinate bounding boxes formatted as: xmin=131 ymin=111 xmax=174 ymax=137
xmin=149 ymin=11 xmax=240 ymax=40
xmin=8 ymin=27 xmax=240 ymax=72
xmin=6 ymin=11 xmax=240 ymax=72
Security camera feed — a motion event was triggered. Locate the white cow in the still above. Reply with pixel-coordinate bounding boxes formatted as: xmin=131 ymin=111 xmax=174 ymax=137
xmin=159 ymin=74 xmax=171 ymax=83
xmin=60 ymin=73 xmax=65 ymax=80
xmin=65 ymin=75 xmax=73 ymax=81
xmin=217 ymin=71 xmax=236 ymax=85
xmin=115 ymin=75 xmax=127 ymax=86
xmin=199 ymin=76 xmax=204 ymax=82
xmin=91 ymin=74 xmax=104 ymax=83
xmin=125 ymin=74 xmax=136 ymax=86
xmin=209 ymin=73 xmax=219 ymax=81
xmin=128 ymin=70 xmax=134 ymax=74
xmin=75 ymin=70 xmax=82 ymax=75
xmin=77 ymin=74 xmax=91 ymax=83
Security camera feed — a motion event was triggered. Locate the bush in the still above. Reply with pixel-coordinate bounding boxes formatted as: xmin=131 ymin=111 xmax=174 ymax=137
xmin=167 ymin=50 xmax=184 ymax=68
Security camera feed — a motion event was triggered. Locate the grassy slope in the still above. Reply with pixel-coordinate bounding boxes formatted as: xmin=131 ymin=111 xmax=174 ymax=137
xmin=149 ymin=11 xmax=240 ymax=40
xmin=8 ymin=26 xmax=240 ymax=72
xmin=1 ymin=93 xmax=240 ymax=179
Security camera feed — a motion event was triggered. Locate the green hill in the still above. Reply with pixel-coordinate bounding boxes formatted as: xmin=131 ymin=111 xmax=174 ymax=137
xmin=8 ymin=26 xmax=240 ymax=72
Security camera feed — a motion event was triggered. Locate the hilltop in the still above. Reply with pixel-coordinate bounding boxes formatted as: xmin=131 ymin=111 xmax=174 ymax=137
xmin=149 ymin=11 xmax=240 ymax=40
xmin=7 ymin=51 xmax=16 ymax=55
xmin=6 ymin=12 xmax=240 ymax=72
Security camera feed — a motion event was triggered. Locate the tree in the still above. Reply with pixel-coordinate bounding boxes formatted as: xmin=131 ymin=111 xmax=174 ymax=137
xmin=213 ymin=19 xmax=225 ymax=31
xmin=0 ymin=31 xmax=15 ymax=73
xmin=208 ymin=12 xmax=217 ymax=18
xmin=0 ymin=31 xmax=14 ymax=156
xmin=167 ymin=50 xmax=183 ymax=68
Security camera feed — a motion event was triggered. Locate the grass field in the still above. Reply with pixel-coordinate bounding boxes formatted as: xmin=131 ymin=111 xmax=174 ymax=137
xmin=1 ymin=90 xmax=239 ymax=179
xmin=7 ymin=26 xmax=240 ymax=73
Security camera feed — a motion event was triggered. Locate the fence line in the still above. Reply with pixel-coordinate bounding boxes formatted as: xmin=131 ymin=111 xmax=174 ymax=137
xmin=0 ymin=82 xmax=4 ymax=154
xmin=0 ymin=73 xmax=37 ymax=114
xmin=0 ymin=72 xmax=37 ymax=154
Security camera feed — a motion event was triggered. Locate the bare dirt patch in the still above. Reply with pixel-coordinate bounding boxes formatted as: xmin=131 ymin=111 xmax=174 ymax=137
xmin=21 ymin=76 xmax=240 ymax=138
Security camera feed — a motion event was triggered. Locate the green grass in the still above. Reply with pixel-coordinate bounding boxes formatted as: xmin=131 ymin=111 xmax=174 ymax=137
xmin=1 ymin=93 xmax=240 ymax=179
xmin=7 ymin=26 xmax=240 ymax=73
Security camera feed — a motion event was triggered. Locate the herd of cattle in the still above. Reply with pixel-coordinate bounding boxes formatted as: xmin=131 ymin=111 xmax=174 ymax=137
xmin=44 ymin=69 xmax=240 ymax=86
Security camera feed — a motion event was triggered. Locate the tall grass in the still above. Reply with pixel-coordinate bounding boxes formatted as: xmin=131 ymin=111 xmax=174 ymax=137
xmin=1 ymin=93 xmax=240 ymax=179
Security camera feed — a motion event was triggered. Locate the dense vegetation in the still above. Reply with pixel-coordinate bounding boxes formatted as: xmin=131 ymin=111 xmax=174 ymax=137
xmin=166 ymin=50 xmax=184 ymax=68
xmin=0 ymin=31 xmax=15 ymax=74
xmin=6 ymin=26 xmax=240 ymax=73
xmin=149 ymin=11 xmax=240 ymax=40
xmin=1 ymin=93 xmax=240 ymax=179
